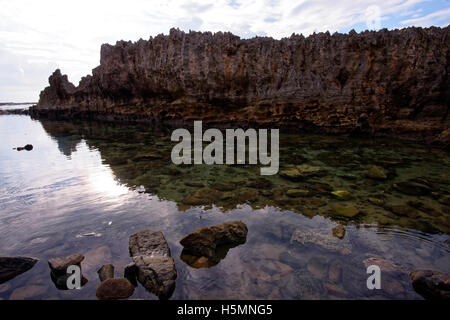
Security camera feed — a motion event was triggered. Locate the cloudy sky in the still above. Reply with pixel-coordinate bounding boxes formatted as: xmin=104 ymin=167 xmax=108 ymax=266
xmin=0 ymin=0 xmax=449 ymax=102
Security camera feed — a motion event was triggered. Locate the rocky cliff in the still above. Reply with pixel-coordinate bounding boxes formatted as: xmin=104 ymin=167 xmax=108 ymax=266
xmin=31 ymin=27 xmax=450 ymax=143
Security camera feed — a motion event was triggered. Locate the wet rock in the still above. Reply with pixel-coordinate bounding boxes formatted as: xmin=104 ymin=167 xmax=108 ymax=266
xmin=180 ymin=221 xmax=248 ymax=258
xmin=48 ymin=253 xmax=84 ymax=276
xmin=286 ymin=189 xmax=310 ymax=197
xmin=410 ymin=270 xmax=450 ymax=300
xmin=96 ymin=278 xmax=135 ymax=300
xmin=82 ymin=246 xmax=112 ymax=275
xmin=211 ymin=183 xmax=235 ymax=192
xmin=290 ymin=228 xmax=352 ymax=255
xmin=394 ymin=180 xmax=431 ymax=196
xmin=366 ymin=165 xmax=388 ymax=180
xmin=363 ymin=257 xmax=399 ymax=272
xmin=98 ymin=264 xmax=115 ymax=282
xmin=280 ymin=164 xmax=325 ymax=181
xmin=332 ymin=225 xmax=346 ymax=239
xmin=330 ymin=203 xmax=360 ymax=218
xmin=331 ymin=190 xmax=352 ymax=200
xmin=124 ymin=263 xmax=138 ymax=287
xmin=437 ymin=195 xmax=450 ymax=206
xmin=129 ymin=230 xmax=177 ymax=299
xmin=0 ymin=257 xmax=38 ymax=284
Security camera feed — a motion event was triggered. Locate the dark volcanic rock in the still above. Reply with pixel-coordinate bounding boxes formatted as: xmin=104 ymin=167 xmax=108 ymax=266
xmin=410 ymin=270 xmax=450 ymax=300
xmin=129 ymin=230 xmax=177 ymax=299
xmin=96 ymin=278 xmax=135 ymax=300
xmin=0 ymin=257 xmax=38 ymax=284
xmin=180 ymin=221 xmax=248 ymax=258
xmin=31 ymin=27 xmax=450 ymax=144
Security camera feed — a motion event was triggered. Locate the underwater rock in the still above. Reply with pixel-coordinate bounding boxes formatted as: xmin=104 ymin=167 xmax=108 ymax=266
xmin=330 ymin=203 xmax=360 ymax=218
xmin=180 ymin=221 xmax=248 ymax=258
xmin=331 ymin=190 xmax=352 ymax=200
xmin=129 ymin=230 xmax=177 ymax=299
xmin=96 ymin=278 xmax=135 ymax=300
xmin=247 ymin=178 xmax=273 ymax=189
xmin=235 ymin=189 xmax=259 ymax=203
xmin=410 ymin=270 xmax=450 ymax=300
xmin=280 ymin=165 xmax=324 ymax=181
xmin=368 ymin=197 xmax=385 ymax=206
xmin=182 ymin=188 xmax=222 ymax=206
xmin=328 ymin=262 xmax=343 ymax=284
xmin=9 ymin=285 xmax=46 ymax=300
xmin=185 ymin=181 xmax=205 ymax=188
xmin=286 ymin=189 xmax=310 ymax=198
xmin=279 ymin=269 xmax=324 ymax=299
xmin=97 ymin=264 xmax=115 ymax=282
xmin=307 ymin=257 xmax=329 ymax=280
xmin=367 ymin=165 xmax=388 ymax=180
xmin=290 ymin=228 xmax=352 ymax=255
xmin=211 ymin=183 xmax=235 ymax=192
xmin=363 ymin=257 xmax=399 ymax=272
xmin=394 ymin=180 xmax=431 ymax=196
xmin=0 ymin=256 xmax=38 ymax=284
xmin=332 ymin=225 xmax=346 ymax=239
xmin=385 ymin=204 xmax=418 ymax=217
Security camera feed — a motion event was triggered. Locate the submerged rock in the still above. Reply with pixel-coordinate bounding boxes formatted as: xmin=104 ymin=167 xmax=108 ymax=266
xmin=394 ymin=180 xmax=431 ymax=196
xmin=290 ymin=228 xmax=352 ymax=255
xmin=331 ymin=190 xmax=352 ymax=200
xmin=367 ymin=165 xmax=388 ymax=180
xmin=129 ymin=230 xmax=177 ymax=299
xmin=96 ymin=278 xmax=135 ymax=300
xmin=330 ymin=203 xmax=360 ymax=218
xmin=97 ymin=264 xmax=115 ymax=282
xmin=363 ymin=257 xmax=399 ymax=273
xmin=332 ymin=225 xmax=346 ymax=239
xmin=286 ymin=189 xmax=310 ymax=198
xmin=410 ymin=270 xmax=450 ymax=300
xmin=180 ymin=221 xmax=248 ymax=258
xmin=0 ymin=257 xmax=38 ymax=284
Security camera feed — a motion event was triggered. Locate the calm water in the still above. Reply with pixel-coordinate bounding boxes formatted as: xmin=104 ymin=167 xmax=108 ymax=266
xmin=0 ymin=114 xmax=449 ymax=300
xmin=0 ymin=103 xmax=33 ymax=111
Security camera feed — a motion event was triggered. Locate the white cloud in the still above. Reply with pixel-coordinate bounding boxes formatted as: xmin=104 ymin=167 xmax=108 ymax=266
xmin=0 ymin=0 xmax=447 ymax=101
xmin=401 ymin=7 xmax=450 ymax=27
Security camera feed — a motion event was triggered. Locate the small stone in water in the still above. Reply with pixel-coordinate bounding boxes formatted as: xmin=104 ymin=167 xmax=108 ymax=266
xmin=332 ymin=225 xmax=346 ymax=239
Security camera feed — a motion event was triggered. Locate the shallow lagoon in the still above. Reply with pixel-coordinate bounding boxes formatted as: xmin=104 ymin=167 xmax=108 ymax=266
xmin=0 ymin=114 xmax=449 ymax=300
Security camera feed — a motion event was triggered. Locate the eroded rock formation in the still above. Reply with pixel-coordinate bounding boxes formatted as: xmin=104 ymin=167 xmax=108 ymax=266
xmin=31 ymin=26 xmax=449 ymax=143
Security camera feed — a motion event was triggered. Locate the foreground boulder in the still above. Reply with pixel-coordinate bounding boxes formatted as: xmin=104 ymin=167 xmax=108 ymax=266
xmin=48 ymin=253 xmax=86 ymax=289
xmin=410 ymin=270 xmax=450 ymax=300
xmin=129 ymin=230 xmax=177 ymax=299
xmin=180 ymin=221 xmax=248 ymax=258
xmin=0 ymin=257 xmax=38 ymax=284
xmin=96 ymin=278 xmax=135 ymax=300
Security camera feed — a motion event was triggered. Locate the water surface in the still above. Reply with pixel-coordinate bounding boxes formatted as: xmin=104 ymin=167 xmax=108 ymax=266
xmin=0 ymin=115 xmax=449 ymax=300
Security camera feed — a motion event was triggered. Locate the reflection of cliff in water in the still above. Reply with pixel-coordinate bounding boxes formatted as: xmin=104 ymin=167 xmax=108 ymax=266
xmin=38 ymin=119 xmax=450 ymax=236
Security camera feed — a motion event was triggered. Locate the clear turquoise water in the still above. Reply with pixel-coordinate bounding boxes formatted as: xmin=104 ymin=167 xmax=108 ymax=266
xmin=0 ymin=114 xmax=449 ymax=300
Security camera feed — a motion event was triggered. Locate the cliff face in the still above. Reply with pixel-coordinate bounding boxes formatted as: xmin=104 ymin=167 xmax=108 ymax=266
xmin=32 ymin=27 xmax=450 ymax=143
